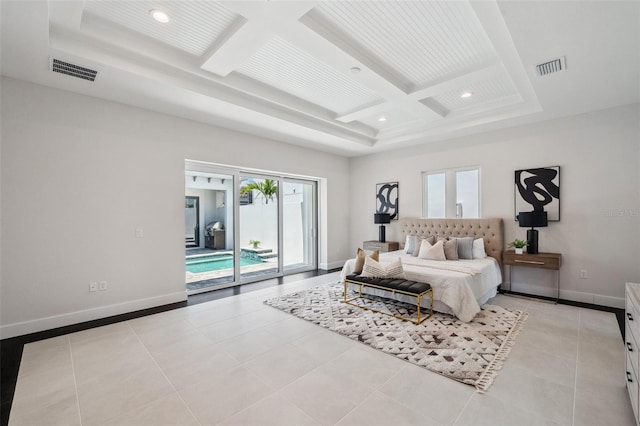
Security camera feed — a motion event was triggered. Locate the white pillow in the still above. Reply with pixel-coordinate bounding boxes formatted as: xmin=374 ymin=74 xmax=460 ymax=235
xmin=472 ymin=238 xmax=487 ymax=259
xmin=361 ymin=256 xmax=406 ymax=279
xmin=417 ymin=239 xmax=446 ymax=261
xmin=412 ymin=235 xmax=435 ymax=257
xmin=404 ymin=235 xmax=417 ymax=254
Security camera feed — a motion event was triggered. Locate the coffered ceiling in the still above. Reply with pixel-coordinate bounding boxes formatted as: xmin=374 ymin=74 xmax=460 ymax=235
xmin=2 ymin=1 xmax=638 ymax=156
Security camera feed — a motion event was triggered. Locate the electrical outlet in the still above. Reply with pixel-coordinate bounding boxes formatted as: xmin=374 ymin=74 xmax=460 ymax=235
xmin=99 ymin=281 xmax=108 ymax=291
xmin=135 ymin=228 xmax=144 ymax=238
xmin=89 ymin=282 xmax=98 ymax=292
xmin=580 ymin=270 xmax=588 ymax=279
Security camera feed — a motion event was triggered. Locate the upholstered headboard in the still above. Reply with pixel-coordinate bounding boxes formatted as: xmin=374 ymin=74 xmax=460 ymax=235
xmin=399 ymin=218 xmax=504 ymax=266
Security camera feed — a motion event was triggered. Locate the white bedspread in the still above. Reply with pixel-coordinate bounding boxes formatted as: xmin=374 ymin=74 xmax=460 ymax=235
xmin=340 ymin=250 xmax=503 ymax=322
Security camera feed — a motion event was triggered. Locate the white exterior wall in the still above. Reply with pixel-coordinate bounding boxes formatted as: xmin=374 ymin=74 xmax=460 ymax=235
xmin=349 ymin=104 xmax=640 ymax=308
xmin=239 ymin=197 xmax=279 ymax=251
xmin=0 ymin=77 xmax=350 ymax=338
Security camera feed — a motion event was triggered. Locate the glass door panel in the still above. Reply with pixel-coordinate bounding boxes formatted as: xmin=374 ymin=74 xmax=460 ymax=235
xmin=239 ymin=175 xmax=280 ymax=281
xmin=283 ymin=180 xmax=316 ymax=272
xmin=185 ymin=170 xmax=235 ymax=294
xmin=184 ymin=196 xmax=199 ymax=248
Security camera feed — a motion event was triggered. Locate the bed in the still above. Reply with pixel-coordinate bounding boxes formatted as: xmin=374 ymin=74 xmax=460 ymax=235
xmin=341 ymin=217 xmax=504 ymax=322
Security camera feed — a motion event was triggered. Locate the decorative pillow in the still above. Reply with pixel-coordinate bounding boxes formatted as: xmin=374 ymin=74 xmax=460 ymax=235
xmin=361 ymin=256 xmax=405 ymax=279
xmin=417 ymin=239 xmax=446 ymax=261
xmin=437 ymin=237 xmax=458 ymax=260
xmin=411 ymin=235 xmax=435 ymax=257
xmin=404 ymin=235 xmax=417 ymax=254
xmin=472 ymin=238 xmax=487 ymax=259
xmin=452 ymin=237 xmax=474 ymax=259
xmin=354 ymin=248 xmax=379 ymax=274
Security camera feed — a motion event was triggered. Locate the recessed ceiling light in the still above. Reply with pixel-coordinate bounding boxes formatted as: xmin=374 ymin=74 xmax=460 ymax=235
xmin=461 ymin=91 xmax=473 ymax=99
xmin=378 ymin=116 xmax=387 ymax=122
xmin=150 ymin=8 xmax=170 ymax=23
xmin=350 ymin=67 xmax=361 ymax=74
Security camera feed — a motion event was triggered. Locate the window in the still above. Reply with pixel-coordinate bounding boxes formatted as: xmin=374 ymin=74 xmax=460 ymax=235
xmin=423 ymin=167 xmax=480 ymax=218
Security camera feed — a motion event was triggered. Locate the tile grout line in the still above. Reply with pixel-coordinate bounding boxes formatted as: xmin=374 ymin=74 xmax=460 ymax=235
xmin=0 ymin=270 xmax=337 ymax=426
xmin=235 ymin=283 xmax=348 ymax=424
xmin=376 ymin=364 xmax=453 ymax=425
xmin=127 ymin=321 xmax=204 ymax=426
xmin=451 ymin=390 xmax=476 ymax=426
xmin=67 ymin=335 xmax=84 ymax=426
xmin=571 ymin=309 xmax=582 ymax=426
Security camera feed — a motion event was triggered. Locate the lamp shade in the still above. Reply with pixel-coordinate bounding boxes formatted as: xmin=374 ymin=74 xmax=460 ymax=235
xmin=374 ymin=213 xmax=391 ymax=224
xmin=518 ymin=211 xmax=548 ymax=228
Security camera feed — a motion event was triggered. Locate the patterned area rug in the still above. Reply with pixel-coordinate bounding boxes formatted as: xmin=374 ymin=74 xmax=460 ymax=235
xmin=264 ymin=281 xmax=527 ymax=392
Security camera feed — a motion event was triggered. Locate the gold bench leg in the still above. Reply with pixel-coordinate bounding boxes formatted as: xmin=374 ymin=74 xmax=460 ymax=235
xmin=343 ymin=279 xmax=433 ymax=325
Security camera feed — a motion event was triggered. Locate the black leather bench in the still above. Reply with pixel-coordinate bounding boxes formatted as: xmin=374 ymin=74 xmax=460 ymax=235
xmin=343 ymin=274 xmax=433 ymax=324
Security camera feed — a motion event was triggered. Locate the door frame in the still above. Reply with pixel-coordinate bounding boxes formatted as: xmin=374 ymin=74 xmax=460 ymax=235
xmin=185 ymin=160 xmax=319 ymax=293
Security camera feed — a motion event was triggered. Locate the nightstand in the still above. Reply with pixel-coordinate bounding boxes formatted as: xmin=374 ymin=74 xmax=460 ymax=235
xmin=503 ymin=250 xmax=562 ymax=302
xmin=363 ymin=241 xmax=399 ymax=252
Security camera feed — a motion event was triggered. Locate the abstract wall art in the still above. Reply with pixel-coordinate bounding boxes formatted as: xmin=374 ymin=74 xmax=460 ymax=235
xmin=376 ymin=182 xmax=399 ymax=220
xmin=514 ymin=166 xmax=560 ymax=221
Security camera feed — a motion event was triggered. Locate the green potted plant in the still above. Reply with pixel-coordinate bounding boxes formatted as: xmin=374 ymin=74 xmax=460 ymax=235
xmin=508 ymin=238 xmax=527 ymax=254
xmin=249 ymin=239 xmax=261 ymax=249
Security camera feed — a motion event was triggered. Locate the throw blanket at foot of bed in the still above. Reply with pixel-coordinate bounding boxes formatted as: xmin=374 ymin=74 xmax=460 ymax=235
xmin=343 ymin=274 xmax=433 ymax=325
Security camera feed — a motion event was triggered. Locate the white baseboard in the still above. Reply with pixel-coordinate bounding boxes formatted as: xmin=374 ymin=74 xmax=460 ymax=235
xmin=507 ymin=281 xmax=624 ymax=309
xmin=592 ymin=293 xmax=625 ymax=309
xmin=560 ymin=288 xmax=624 ymax=308
xmin=0 ymin=291 xmax=187 ymax=339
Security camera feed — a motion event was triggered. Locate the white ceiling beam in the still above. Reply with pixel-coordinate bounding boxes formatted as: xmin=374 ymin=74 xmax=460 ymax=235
xmin=49 ymin=0 xmax=85 ymax=32
xmin=200 ymin=2 xmax=317 ymax=77
xmin=470 ymin=1 xmax=541 ymax=111
xmin=408 ymin=60 xmax=503 ymax=100
xmin=202 ymin=1 xmax=456 ymax=125
xmin=336 ymin=102 xmax=391 ymax=124
xmin=290 ymin=14 xmax=443 ymax=124
xmin=336 ymin=61 xmax=502 ymax=123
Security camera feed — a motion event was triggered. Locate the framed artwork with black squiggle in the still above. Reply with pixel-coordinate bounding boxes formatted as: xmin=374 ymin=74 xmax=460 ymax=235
xmin=514 ymin=166 xmax=560 ymax=221
xmin=376 ymin=182 xmax=399 ymax=220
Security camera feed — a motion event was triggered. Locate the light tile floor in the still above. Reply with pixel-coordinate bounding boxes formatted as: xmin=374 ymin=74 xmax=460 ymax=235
xmin=8 ymin=272 xmax=635 ymax=426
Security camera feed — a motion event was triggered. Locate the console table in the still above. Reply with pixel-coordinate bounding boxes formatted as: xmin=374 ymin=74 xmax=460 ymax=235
xmin=503 ymin=250 xmax=562 ymax=302
xmin=363 ymin=241 xmax=399 ymax=252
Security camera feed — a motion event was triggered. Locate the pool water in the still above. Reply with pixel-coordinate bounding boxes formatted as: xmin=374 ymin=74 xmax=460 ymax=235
xmin=185 ymin=255 xmax=262 ymax=273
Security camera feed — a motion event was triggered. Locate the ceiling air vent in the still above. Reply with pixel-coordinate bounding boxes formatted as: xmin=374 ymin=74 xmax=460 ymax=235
xmin=535 ymin=56 xmax=566 ymax=77
xmin=50 ymin=58 xmax=98 ymax=82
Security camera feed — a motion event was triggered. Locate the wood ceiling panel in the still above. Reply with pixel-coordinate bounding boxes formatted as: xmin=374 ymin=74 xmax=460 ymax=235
xmin=432 ymin=70 xmax=518 ymax=111
xmin=82 ymin=0 xmax=239 ymax=56
xmin=314 ymin=1 xmax=497 ymax=89
xmin=236 ymin=36 xmax=382 ymax=115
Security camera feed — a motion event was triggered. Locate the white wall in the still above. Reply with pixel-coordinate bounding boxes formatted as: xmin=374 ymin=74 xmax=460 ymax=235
xmin=349 ymin=104 xmax=640 ymax=307
xmin=0 ymin=77 xmax=350 ymax=338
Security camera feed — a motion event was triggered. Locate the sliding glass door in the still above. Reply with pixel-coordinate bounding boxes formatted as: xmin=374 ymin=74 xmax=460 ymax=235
xmin=283 ymin=179 xmax=316 ymax=272
xmin=239 ymin=175 xmax=280 ymax=281
xmin=185 ymin=161 xmax=317 ymax=293
xmin=185 ymin=169 xmax=235 ymax=294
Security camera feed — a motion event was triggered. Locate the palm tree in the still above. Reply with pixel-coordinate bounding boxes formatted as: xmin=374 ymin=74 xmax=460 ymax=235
xmin=241 ymin=179 xmax=278 ymax=204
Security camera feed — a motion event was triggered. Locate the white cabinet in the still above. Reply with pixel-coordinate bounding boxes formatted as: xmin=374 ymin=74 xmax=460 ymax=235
xmin=626 ymin=282 xmax=640 ymax=425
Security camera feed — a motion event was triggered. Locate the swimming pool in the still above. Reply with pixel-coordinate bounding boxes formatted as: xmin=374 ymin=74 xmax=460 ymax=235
xmin=185 ymin=254 xmax=262 ymax=274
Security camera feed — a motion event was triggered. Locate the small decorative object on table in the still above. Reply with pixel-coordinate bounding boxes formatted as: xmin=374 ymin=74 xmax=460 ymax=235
xmin=508 ymin=239 xmax=527 ymax=254
xmin=249 ymin=239 xmax=260 ymax=248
